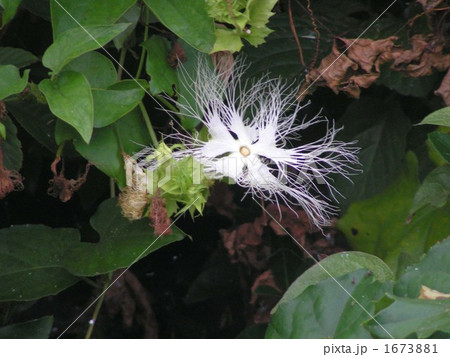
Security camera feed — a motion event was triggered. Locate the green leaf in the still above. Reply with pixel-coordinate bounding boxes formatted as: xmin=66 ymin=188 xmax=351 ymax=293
xmin=394 ymin=238 xmax=450 ymax=298
xmin=6 ymin=95 xmax=58 ymax=153
xmin=334 ymin=97 xmax=411 ymax=211
xmin=377 ymin=64 xmax=440 ymax=98
xmin=63 ymin=198 xmax=185 ymax=276
xmin=410 ymin=165 xmax=450 ymax=215
xmin=93 ymin=86 xmax=144 ymax=127
xmin=0 ymin=225 xmax=81 ymax=301
xmin=428 ymin=132 xmax=450 ymax=164
xmin=73 ymin=108 xmax=151 ymax=186
xmin=266 ymin=269 xmax=388 ymax=338
xmin=0 ymin=199 xmax=185 ymax=300
xmin=21 ymin=0 xmax=50 ymax=20
xmin=0 ymin=47 xmax=38 ymax=68
xmin=272 ymin=251 xmax=394 ymax=314
xmin=211 ymin=28 xmax=244 ymax=53
xmin=62 ymin=51 xmax=117 ymax=89
xmin=39 ymin=71 xmax=94 ymax=143
xmin=419 ymin=107 xmax=450 ymax=127
xmin=0 ymin=65 xmax=29 ymax=100
xmin=338 ymin=152 xmax=450 ymax=273
xmin=50 ymin=0 xmax=136 ymax=38
xmin=242 ymin=0 xmax=277 ymax=46
xmin=0 ymin=0 xmax=21 ymax=27
xmin=0 ymin=316 xmax=53 ymax=338
xmin=42 ymin=23 xmax=131 ymax=74
xmin=113 ymin=4 xmax=141 ymax=50
xmin=1 ymin=116 xmax=22 ymax=170
xmin=143 ymin=0 xmax=215 ymax=53
xmin=143 ymin=35 xmax=179 ymax=95
xmin=0 ymin=122 xmax=5 ymax=140
xmin=366 ymin=296 xmax=450 ymax=338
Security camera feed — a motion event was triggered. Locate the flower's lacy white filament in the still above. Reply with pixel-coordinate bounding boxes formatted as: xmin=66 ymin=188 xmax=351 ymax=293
xmin=168 ymin=58 xmax=360 ymax=228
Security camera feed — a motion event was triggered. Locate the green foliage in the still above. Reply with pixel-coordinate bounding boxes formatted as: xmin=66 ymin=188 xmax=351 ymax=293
xmin=338 ymin=152 xmax=450 ymax=272
xmin=144 ymin=0 xmax=215 ymax=53
xmin=366 ymin=296 xmax=450 ymax=338
xmin=410 ymin=165 xmax=450 ymax=216
xmin=0 ymin=65 xmax=29 ymax=100
xmin=334 ymin=97 xmax=411 ymax=210
xmin=0 ymin=198 xmax=185 ymax=301
xmin=207 ymin=0 xmax=278 ymax=53
xmin=1 ymin=116 xmax=22 ymax=170
xmin=420 ymin=106 xmax=450 ymax=127
xmin=143 ymin=143 xmax=213 ymax=217
xmin=73 ymin=108 xmax=151 ymax=187
xmin=143 ymin=36 xmax=179 ymax=95
xmin=62 ymin=52 xmax=117 ymax=89
xmin=6 ymin=95 xmax=58 ymax=152
xmin=0 ymin=316 xmax=53 ymax=338
xmin=92 ymin=86 xmax=144 ymax=127
xmin=428 ymin=132 xmax=450 ymax=164
xmin=50 ymin=0 xmax=136 ymax=38
xmin=63 ymin=198 xmax=185 ymax=276
xmin=267 ymin=269 xmax=389 ymax=338
xmin=0 ymin=225 xmax=82 ymax=301
xmin=272 ymin=251 xmax=393 ymax=314
xmin=0 ymin=0 xmax=21 ymax=27
xmin=0 ymin=47 xmax=38 ymax=68
xmin=39 ymin=71 xmax=94 ymax=143
xmin=267 ymin=238 xmax=450 ymax=339
xmin=42 ymin=24 xmax=131 ymax=74
xmin=0 ymin=0 xmax=448 ymax=338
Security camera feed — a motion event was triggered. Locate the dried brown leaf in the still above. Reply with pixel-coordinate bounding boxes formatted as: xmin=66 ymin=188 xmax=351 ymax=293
xmin=105 ymin=270 xmax=158 ymax=338
xmin=435 ymin=68 xmax=450 ymax=105
xmin=417 ymin=0 xmax=444 ymax=10
xmin=338 ymin=36 xmax=398 ymax=73
xmin=148 ymin=191 xmax=172 ymax=236
xmin=47 ymin=157 xmax=91 ymax=202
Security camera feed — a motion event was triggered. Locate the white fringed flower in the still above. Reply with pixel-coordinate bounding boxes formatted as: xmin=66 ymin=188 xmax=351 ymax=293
xmin=170 ymin=59 xmax=360 ymax=227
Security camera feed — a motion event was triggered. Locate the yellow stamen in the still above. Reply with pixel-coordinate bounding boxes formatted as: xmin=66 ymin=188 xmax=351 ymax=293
xmin=239 ymin=146 xmax=251 ymax=157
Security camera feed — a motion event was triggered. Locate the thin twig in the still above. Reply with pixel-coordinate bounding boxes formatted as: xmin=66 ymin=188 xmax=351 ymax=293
xmin=306 ymin=0 xmax=321 ymax=71
xmin=288 ymin=0 xmax=306 ymax=68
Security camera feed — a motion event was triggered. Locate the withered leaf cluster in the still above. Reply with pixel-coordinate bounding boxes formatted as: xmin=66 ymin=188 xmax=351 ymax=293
xmin=47 ymin=157 xmax=91 ymax=202
xmin=220 ymin=204 xmax=342 ymax=324
xmin=0 ymin=136 xmax=23 ymax=200
xmin=303 ymin=34 xmax=450 ymax=104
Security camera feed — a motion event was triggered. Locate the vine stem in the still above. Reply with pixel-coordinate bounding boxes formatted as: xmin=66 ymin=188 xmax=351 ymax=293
xmin=116 ymin=48 xmax=127 ymax=81
xmin=139 ymin=102 xmax=159 ymax=147
xmin=84 ymin=276 xmax=110 ymax=339
xmin=135 ymin=6 xmax=150 ymax=79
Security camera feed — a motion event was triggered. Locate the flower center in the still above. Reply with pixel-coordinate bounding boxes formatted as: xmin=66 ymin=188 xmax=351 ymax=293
xmin=239 ymin=146 xmax=251 ymax=157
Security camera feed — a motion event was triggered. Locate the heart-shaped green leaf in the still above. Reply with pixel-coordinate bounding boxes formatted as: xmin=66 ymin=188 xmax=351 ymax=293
xmin=272 ymin=251 xmax=393 ymax=314
xmin=39 ymin=71 xmax=94 ymax=143
xmin=0 ymin=316 xmax=54 ymax=339
xmin=143 ymin=0 xmax=215 ymax=53
xmin=266 ymin=269 xmax=389 ymax=338
xmin=50 ymin=0 xmax=136 ymax=38
xmin=63 ymin=198 xmax=185 ymax=276
xmin=338 ymin=152 xmax=450 ymax=273
xmin=42 ymin=23 xmax=131 ymax=74
xmin=0 ymin=47 xmax=38 ymax=68
xmin=0 ymin=225 xmax=81 ymax=301
xmin=93 ymin=86 xmax=144 ymax=127
xmin=0 ymin=65 xmax=29 ymax=100
xmin=62 ymin=51 xmax=117 ymax=89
